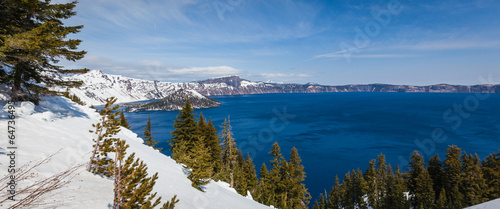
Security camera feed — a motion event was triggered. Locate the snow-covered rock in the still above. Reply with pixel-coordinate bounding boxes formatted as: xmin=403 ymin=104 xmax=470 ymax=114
xmin=0 ymin=96 xmax=271 ymax=209
xmin=124 ymin=89 xmax=221 ymax=112
xmin=465 ymin=198 xmax=500 ymax=209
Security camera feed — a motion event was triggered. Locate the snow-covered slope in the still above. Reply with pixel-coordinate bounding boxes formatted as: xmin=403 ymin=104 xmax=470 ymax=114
xmin=465 ymin=198 xmax=500 ymax=209
xmin=0 ymin=97 xmax=271 ymax=209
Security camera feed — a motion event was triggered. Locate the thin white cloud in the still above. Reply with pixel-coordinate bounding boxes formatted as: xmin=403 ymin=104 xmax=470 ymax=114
xmin=73 ymin=55 xmax=242 ymax=82
xmin=394 ymin=40 xmax=500 ymax=51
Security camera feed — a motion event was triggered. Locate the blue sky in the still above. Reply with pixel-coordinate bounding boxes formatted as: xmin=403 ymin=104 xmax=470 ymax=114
xmin=61 ymin=0 xmax=500 ymax=85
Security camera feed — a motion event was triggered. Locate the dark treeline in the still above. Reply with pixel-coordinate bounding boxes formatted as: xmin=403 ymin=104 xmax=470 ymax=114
xmin=313 ymin=146 xmax=500 ymax=209
xmin=168 ymin=99 xmax=311 ymax=208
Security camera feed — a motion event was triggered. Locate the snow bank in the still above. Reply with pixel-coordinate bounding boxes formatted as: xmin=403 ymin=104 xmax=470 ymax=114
xmin=465 ymin=198 xmax=500 ymax=209
xmin=0 ymin=96 xmax=270 ymax=209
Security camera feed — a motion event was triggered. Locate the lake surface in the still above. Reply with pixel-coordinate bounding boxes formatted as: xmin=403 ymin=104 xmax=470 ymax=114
xmin=124 ymin=92 xmax=500 ymax=202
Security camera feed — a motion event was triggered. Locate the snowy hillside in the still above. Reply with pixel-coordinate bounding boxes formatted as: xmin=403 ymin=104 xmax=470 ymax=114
xmin=465 ymin=198 xmax=500 ymax=209
xmin=0 ymin=96 xmax=271 ymax=209
xmin=125 ymin=89 xmax=221 ymax=112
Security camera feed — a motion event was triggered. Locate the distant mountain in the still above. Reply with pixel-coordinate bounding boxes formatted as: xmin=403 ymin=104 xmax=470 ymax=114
xmin=64 ymin=70 xmax=500 ymax=105
xmin=124 ymin=89 xmax=221 ymax=112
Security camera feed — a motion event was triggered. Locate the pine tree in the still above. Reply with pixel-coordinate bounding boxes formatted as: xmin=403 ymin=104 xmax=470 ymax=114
xmin=428 ymin=154 xmax=444 ymax=202
xmin=243 ymin=154 xmax=258 ymax=195
xmin=169 ymin=99 xmax=197 ymax=163
xmin=354 ymin=168 xmax=368 ymax=209
xmin=389 ymin=165 xmax=410 ymax=209
xmin=0 ymin=0 xmax=87 ymax=104
xmin=269 ymin=142 xmax=287 ymax=207
xmin=482 ymin=151 xmax=500 ymax=199
xmin=408 ymin=151 xmax=434 ymax=209
xmin=341 ymin=171 xmax=354 ymax=209
xmin=186 ymin=136 xmax=213 ymax=191
xmin=143 ymin=116 xmax=161 ymax=151
xmin=288 ymin=147 xmax=311 ymax=208
xmin=255 ymin=163 xmax=272 ymax=205
xmin=460 ymin=153 xmax=487 ymax=206
xmin=119 ymin=110 xmax=131 ymax=129
xmin=443 ymin=145 xmax=464 ymax=209
xmin=376 ymin=154 xmax=388 ymax=208
xmin=220 ymin=117 xmax=238 ymax=188
xmin=365 ymin=159 xmax=379 ymax=209
xmin=112 ymin=139 xmax=177 ymax=208
xmin=327 ymin=175 xmax=342 ymax=209
xmin=88 ymin=97 xmax=120 ymax=176
xmin=197 ymin=114 xmax=222 ymax=178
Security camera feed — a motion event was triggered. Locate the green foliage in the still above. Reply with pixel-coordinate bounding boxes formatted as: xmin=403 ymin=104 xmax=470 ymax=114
xmin=143 ymin=116 xmax=161 ymax=151
xmin=160 ymin=195 xmax=179 ymax=209
xmin=428 ymin=154 xmax=444 ymax=202
xmin=197 ymin=113 xmax=222 ymax=178
xmin=254 ymin=142 xmax=310 ymax=209
xmin=443 ymin=145 xmax=464 ymax=209
xmin=119 ymin=110 xmax=131 ymax=129
xmin=0 ymin=0 xmax=88 ymax=104
xmin=60 ymin=90 xmax=86 ymax=106
xmin=220 ymin=117 xmax=239 ymax=187
xmin=169 ymin=99 xmax=197 ymax=163
xmin=482 ymin=151 xmax=500 ymax=199
xmin=186 ymin=136 xmax=213 ymax=191
xmin=88 ymin=97 xmax=121 ymax=176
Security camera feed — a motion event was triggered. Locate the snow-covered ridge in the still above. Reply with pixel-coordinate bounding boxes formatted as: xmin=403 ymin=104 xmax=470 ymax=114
xmin=0 ymin=96 xmax=271 ymax=209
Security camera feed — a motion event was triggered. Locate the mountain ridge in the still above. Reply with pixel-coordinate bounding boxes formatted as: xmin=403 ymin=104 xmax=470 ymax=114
xmin=64 ymin=70 xmax=500 ymax=105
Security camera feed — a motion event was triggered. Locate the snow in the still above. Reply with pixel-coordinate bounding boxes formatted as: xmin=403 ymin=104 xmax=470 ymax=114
xmin=465 ymin=198 xmax=500 ymax=209
xmin=240 ymin=80 xmax=260 ymax=87
xmin=0 ymin=96 xmax=271 ymax=209
xmin=186 ymin=89 xmax=206 ymax=99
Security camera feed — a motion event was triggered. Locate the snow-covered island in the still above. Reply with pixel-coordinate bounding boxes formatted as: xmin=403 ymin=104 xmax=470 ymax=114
xmin=124 ymin=89 xmax=221 ymax=112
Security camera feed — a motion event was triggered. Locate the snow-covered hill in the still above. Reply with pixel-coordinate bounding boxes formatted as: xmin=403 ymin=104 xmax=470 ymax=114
xmin=64 ymin=70 xmax=500 ymax=106
xmin=125 ymin=89 xmax=221 ymax=112
xmin=465 ymin=198 xmax=500 ymax=209
xmin=0 ymin=96 xmax=271 ymax=209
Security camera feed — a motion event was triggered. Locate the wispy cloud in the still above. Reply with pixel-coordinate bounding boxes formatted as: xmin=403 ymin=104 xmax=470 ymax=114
xmin=74 ymin=55 xmax=242 ymax=82
xmin=393 ymin=40 xmax=500 ymax=51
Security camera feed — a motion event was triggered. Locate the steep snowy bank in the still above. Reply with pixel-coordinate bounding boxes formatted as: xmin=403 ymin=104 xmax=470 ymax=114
xmin=0 ymin=97 xmax=270 ymax=209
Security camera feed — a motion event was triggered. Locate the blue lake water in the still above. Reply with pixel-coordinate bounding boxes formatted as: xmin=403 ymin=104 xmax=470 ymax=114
xmin=124 ymin=92 xmax=500 ymax=202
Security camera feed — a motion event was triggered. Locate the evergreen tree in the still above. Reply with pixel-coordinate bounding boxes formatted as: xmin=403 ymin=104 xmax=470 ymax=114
xmin=197 ymin=115 xmax=222 ymax=178
xmin=376 ymin=154 xmax=388 ymax=208
xmin=169 ymin=99 xmax=197 ymax=163
xmin=255 ymin=163 xmax=272 ymax=205
xmin=435 ymin=189 xmax=447 ymax=209
xmin=0 ymin=0 xmax=87 ymax=104
xmin=119 ymin=110 xmax=131 ymax=129
xmin=341 ymin=171 xmax=354 ymax=209
xmin=365 ymin=159 xmax=379 ymax=209
xmin=269 ymin=142 xmax=287 ymax=207
xmin=460 ymin=153 xmax=487 ymax=206
xmin=443 ymin=145 xmax=464 ymax=209
xmin=220 ymin=117 xmax=238 ymax=188
xmin=112 ymin=139 xmax=177 ymax=209
xmin=143 ymin=116 xmax=161 ymax=151
xmin=408 ymin=151 xmax=434 ymax=209
xmin=327 ymin=175 xmax=342 ymax=209
xmin=242 ymin=154 xmax=258 ymax=195
xmin=288 ymin=147 xmax=311 ymax=208
xmin=388 ymin=165 xmax=410 ymax=209
xmin=354 ymin=168 xmax=368 ymax=209
xmin=88 ymin=97 xmax=120 ymax=176
xmin=186 ymin=136 xmax=213 ymax=191
xmin=482 ymin=151 xmax=500 ymax=199
xmin=428 ymin=154 xmax=445 ymax=202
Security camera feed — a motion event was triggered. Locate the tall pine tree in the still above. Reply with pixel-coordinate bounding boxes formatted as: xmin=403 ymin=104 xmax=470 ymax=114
xmin=220 ymin=117 xmax=239 ymax=188
xmin=444 ymin=145 xmax=464 ymax=209
xmin=0 ymin=0 xmax=87 ymax=104
xmin=143 ymin=116 xmax=160 ymax=151
xmin=170 ymin=99 xmax=197 ymax=163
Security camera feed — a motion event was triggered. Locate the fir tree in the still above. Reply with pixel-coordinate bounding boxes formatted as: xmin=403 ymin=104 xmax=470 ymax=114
xmin=460 ymin=153 xmax=487 ymax=206
xmin=408 ymin=151 xmax=434 ymax=209
xmin=88 ymin=97 xmax=120 ymax=176
xmin=365 ymin=159 xmax=379 ymax=209
xmin=443 ymin=145 xmax=464 ymax=209
xmin=0 ymin=0 xmax=88 ymax=104
xmin=143 ymin=116 xmax=161 ymax=151
xmin=376 ymin=154 xmax=388 ymax=208
xmin=169 ymin=99 xmax=197 ymax=163
xmin=354 ymin=168 xmax=368 ymax=209
xmin=242 ymin=154 xmax=258 ymax=195
xmin=288 ymin=147 xmax=311 ymax=208
xmin=327 ymin=175 xmax=342 ymax=209
xmin=255 ymin=163 xmax=272 ymax=205
xmin=197 ymin=114 xmax=222 ymax=178
xmin=220 ymin=117 xmax=238 ymax=188
xmin=269 ymin=142 xmax=286 ymax=207
xmin=482 ymin=151 xmax=500 ymax=199
xmin=428 ymin=154 xmax=445 ymax=202
xmin=186 ymin=136 xmax=213 ymax=191
xmin=119 ymin=110 xmax=131 ymax=129
xmin=112 ymin=139 xmax=177 ymax=208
